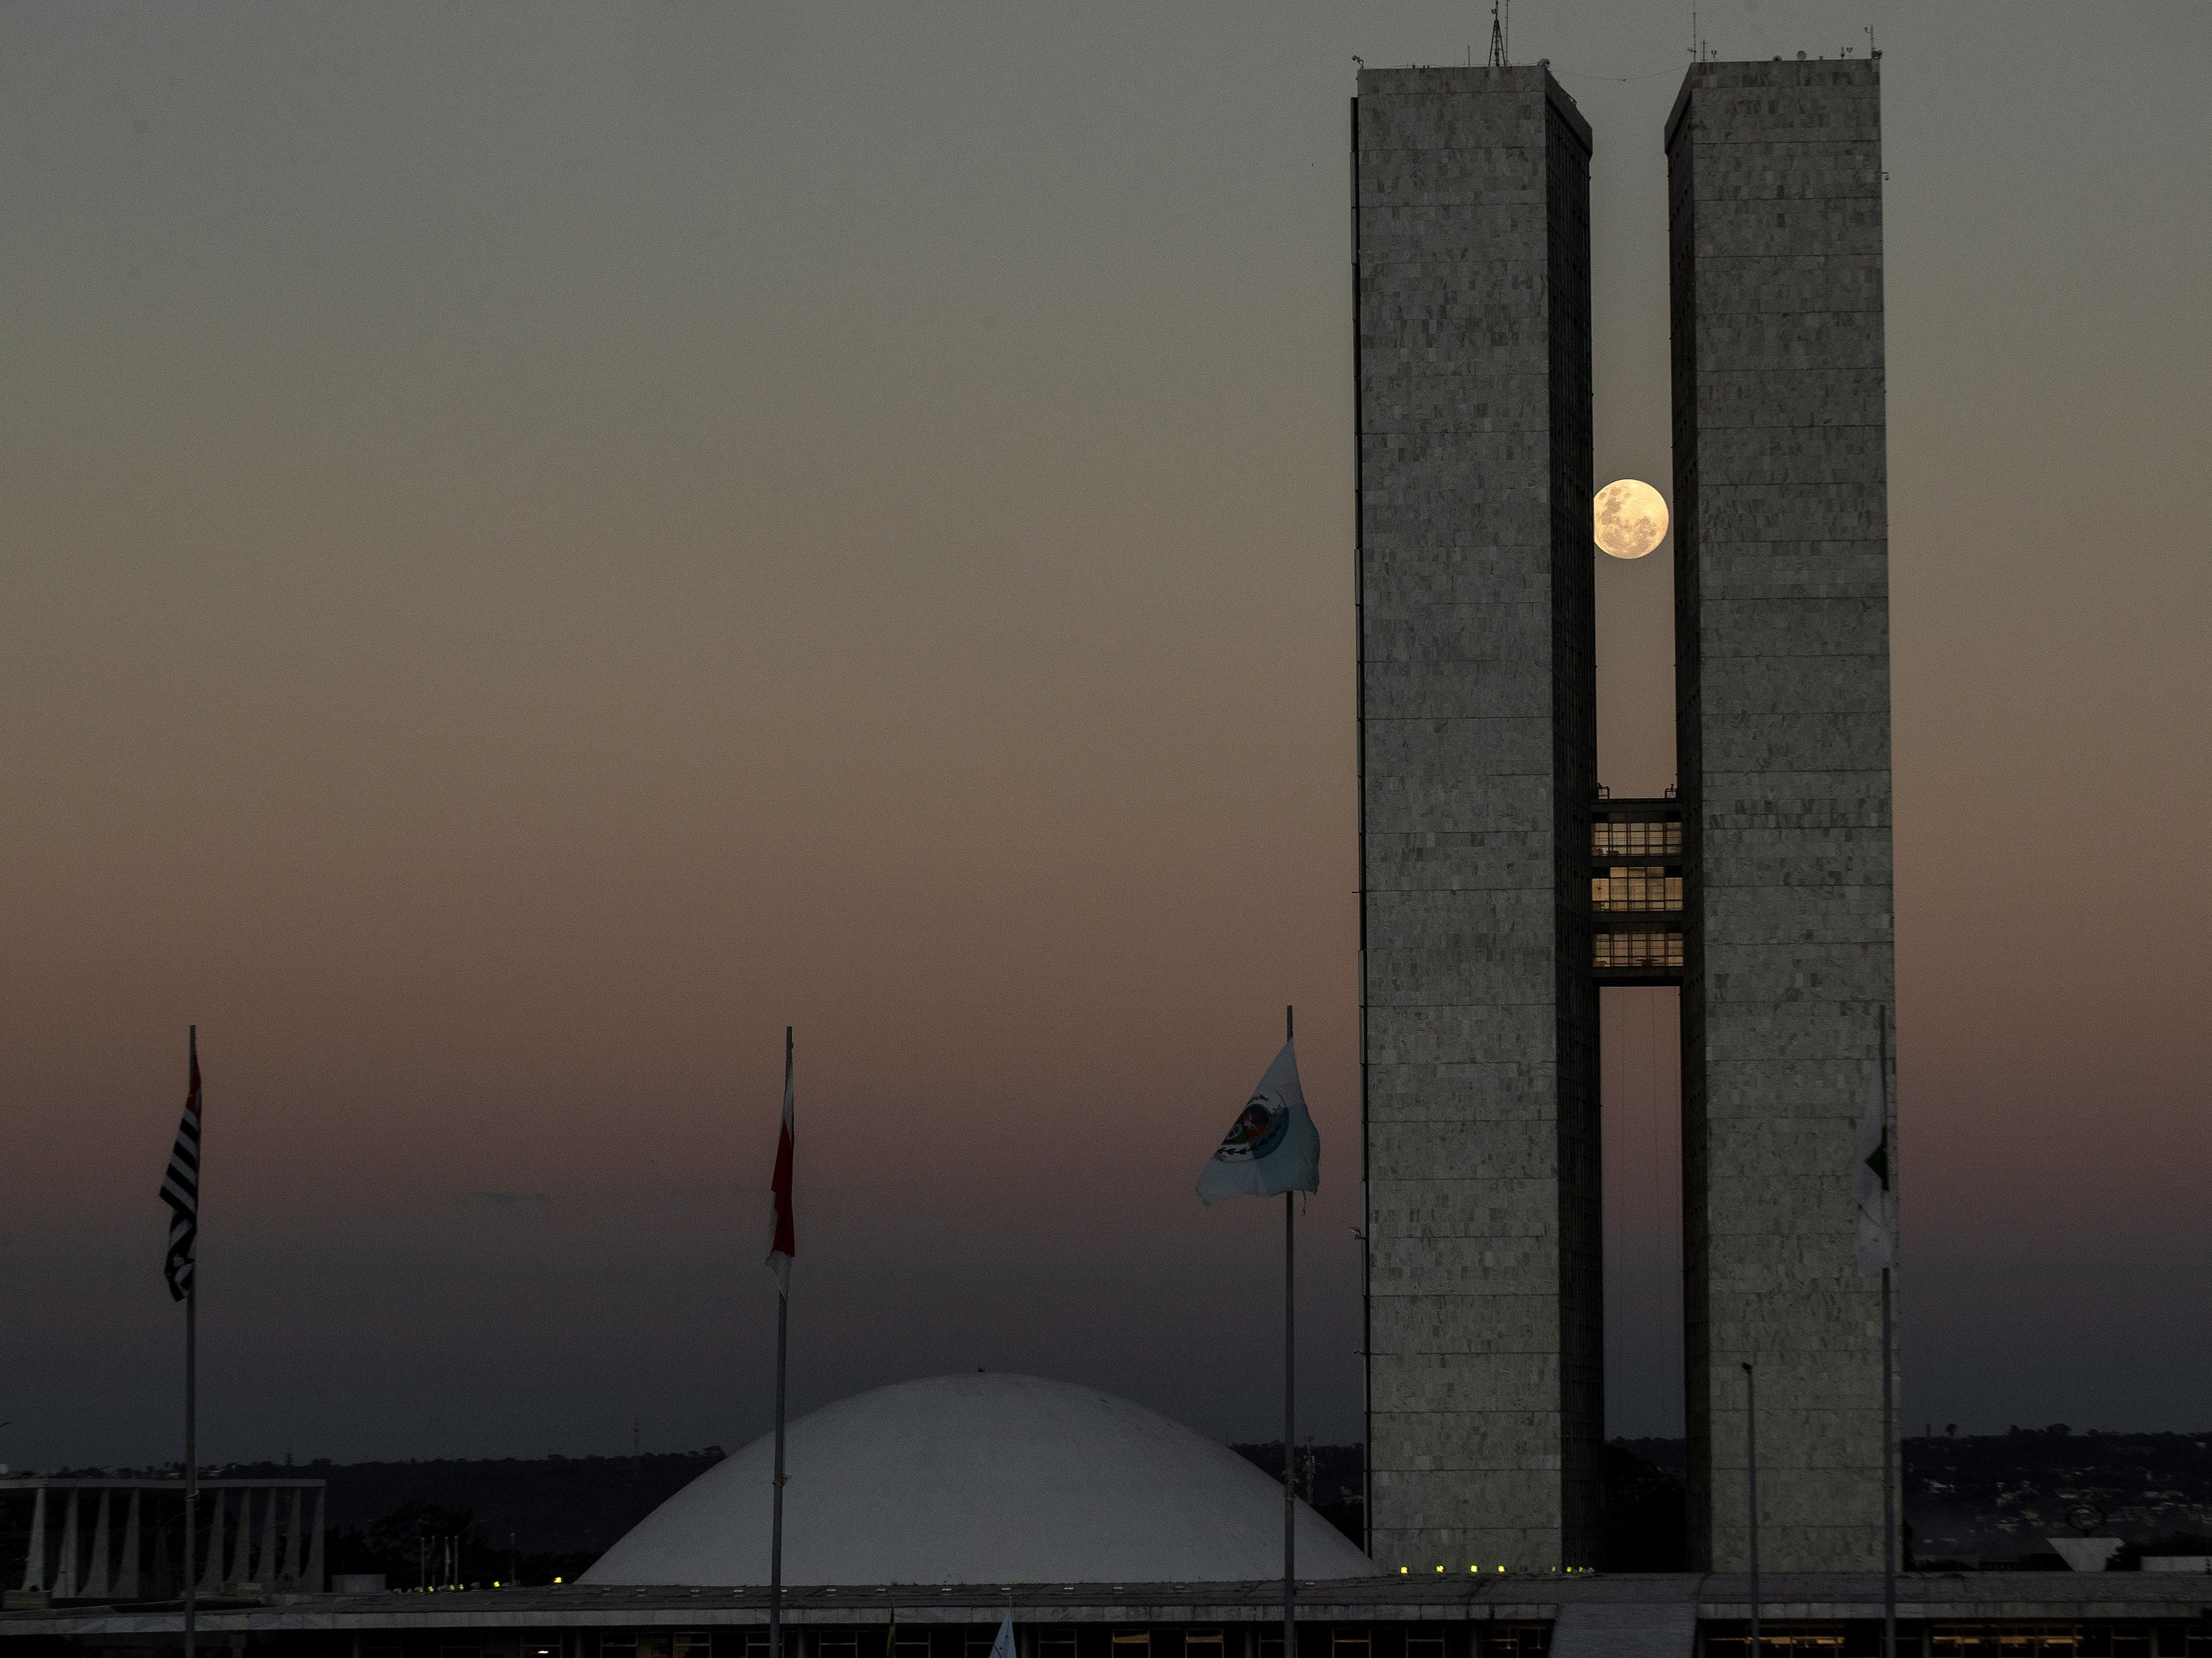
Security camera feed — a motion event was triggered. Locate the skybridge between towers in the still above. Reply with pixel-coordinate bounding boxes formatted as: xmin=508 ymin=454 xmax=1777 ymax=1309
xmin=1590 ymin=794 xmax=1685 ymax=985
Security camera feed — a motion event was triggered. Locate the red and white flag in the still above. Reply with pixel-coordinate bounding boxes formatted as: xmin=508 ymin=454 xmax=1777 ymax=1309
xmin=767 ymin=1035 xmax=795 ymax=1294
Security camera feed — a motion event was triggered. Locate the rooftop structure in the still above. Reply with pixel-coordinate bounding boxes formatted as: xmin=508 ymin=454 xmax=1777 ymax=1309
xmin=9 ymin=1572 xmax=2211 ymax=1657
xmin=2 ymin=1476 xmax=326 ymax=1603
xmin=585 ymin=1375 xmax=1375 ymax=1588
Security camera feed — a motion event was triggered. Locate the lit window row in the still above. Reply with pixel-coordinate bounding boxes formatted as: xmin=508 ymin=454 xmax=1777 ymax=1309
xmin=683 ymin=1626 xmax=1552 ymax=1658
xmin=1595 ymin=931 xmax=1685 ymax=969
xmin=1591 ymin=868 xmax=1683 ymax=912
xmin=1592 ymin=819 xmax=1682 ymax=858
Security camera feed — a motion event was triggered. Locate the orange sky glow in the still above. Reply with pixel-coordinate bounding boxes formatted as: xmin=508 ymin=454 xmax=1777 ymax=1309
xmin=3 ymin=1 xmax=2208 ymax=1470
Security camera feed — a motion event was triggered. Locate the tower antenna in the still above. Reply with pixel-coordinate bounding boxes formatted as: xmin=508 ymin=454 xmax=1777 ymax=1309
xmin=1488 ymin=0 xmax=1509 ymax=69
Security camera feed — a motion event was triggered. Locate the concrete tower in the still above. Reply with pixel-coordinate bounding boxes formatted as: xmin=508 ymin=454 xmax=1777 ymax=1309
xmin=1355 ymin=54 xmax=1896 ymax=1576
xmin=1668 ymin=56 xmax=1897 ymax=1574
xmin=1354 ymin=64 xmax=1600 ymax=1573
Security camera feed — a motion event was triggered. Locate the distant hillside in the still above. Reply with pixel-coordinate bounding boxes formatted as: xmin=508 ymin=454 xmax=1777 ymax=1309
xmin=1238 ymin=1430 xmax=2212 ymax=1569
xmin=1906 ymin=1427 xmax=2212 ymax=1563
xmin=32 ymin=1443 xmax=725 ymax=1576
xmin=247 ymin=1451 xmax=723 ymax=1554
xmin=1612 ymin=1430 xmax=2212 ymax=1563
xmin=39 ymin=1425 xmax=2211 ymax=1583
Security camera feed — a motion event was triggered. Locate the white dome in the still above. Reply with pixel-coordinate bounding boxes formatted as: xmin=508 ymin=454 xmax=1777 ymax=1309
xmin=583 ymin=1373 xmax=1378 ymax=1586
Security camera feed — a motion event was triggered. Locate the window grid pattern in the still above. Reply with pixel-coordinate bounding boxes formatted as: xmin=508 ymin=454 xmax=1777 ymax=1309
xmin=1931 ymin=1627 xmax=2211 ymax=1657
xmin=1592 ymin=867 xmax=1683 ymax=912
xmin=1595 ymin=931 xmax=1685 ymax=970
xmin=1476 ymin=1631 xmax=1551 ymax=1657
xmin=1592 ymin=819 xmax=1681 ymax=859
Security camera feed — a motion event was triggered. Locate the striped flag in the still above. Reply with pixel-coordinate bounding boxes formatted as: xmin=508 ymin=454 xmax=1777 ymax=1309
xmin=160 ymin=1030 xmax=203 ymax=1302
xmin=767 ymin=1035 xmax=794 ymax=1294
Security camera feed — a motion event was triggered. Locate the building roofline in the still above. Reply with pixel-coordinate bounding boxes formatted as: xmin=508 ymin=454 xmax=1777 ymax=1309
xmin=9 ymin=1574 xmax=2212 ymax=1638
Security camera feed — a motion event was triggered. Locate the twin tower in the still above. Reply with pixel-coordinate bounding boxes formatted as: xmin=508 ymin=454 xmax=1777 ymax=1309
xmin=1356 ymin=60 xmax=1897 ymax=1573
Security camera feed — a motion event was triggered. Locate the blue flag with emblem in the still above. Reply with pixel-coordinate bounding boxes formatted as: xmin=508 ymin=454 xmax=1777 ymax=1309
xmin=1197 ymin=1040 xmax=1320 ymax=1206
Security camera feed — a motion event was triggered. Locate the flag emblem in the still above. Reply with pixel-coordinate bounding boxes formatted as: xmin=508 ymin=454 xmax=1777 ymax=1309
xmin=159 ymin=1035 xmax=203 ymax=1302
xmin=1214 ymin=1096 xmax=1290 ymax=1163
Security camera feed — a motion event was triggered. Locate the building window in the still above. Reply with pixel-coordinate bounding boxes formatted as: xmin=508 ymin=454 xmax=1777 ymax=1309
xmin=1036 ymin=1634 xmax=1076 ymax=1658
xmin=1700 ymin=1630 xmax=1847 ymax=1656
xmin=1592 ymin=819 xmax=1681 ymax=859
xmin=1405 ymin=1636 xmax=1444 ymax=1658
xmin=675 ymin=1636 xmax=711 ymax=1658
xmin=1332 ymin=1633 xmax=1370 ymax=1658
xmin=1593 ymin=931 xmax=1683 ymax=970
xmin=1474 ymin=1630 xmax=1551 ymax=1657
xmin=1111 ymin=1634 xmax=1149 ymax=1658
xmin=1591 ymin=867 xmax=1682 ymax=912
xmin=1925 ymin=1627 xmax=2196 ymax=1655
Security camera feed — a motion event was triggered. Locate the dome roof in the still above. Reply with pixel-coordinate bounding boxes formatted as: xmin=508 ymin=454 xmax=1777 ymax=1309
xmin=582 ymin=1373 xmax=1378 ymax=1586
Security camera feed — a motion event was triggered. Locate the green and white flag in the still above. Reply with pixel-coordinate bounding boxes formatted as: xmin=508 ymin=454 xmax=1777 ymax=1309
xmin=1853 ymin=1046 xmax=1894 ymax=1271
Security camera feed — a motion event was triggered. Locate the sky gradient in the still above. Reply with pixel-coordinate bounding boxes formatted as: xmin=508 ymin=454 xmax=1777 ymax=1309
xmin=4 ymin=1 xmax=2209 ymax=1473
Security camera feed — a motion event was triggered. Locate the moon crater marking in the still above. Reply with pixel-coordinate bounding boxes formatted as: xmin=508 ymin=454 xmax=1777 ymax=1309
xmin=1594 ymin=478 xmax=1669 ymax=560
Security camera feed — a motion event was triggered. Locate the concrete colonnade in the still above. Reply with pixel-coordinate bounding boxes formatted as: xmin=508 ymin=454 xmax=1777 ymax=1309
xmin=10 ymin=1479 xmax=325 ymax=1600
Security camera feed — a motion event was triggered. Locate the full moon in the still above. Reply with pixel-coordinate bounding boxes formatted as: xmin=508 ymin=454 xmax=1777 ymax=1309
xmin=1593 ymin=478 xmax=1669 ymax=560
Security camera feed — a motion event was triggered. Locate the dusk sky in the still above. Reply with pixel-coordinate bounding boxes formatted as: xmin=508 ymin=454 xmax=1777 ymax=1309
xmin=5 ymin=1 xmax=2208 ymax=1474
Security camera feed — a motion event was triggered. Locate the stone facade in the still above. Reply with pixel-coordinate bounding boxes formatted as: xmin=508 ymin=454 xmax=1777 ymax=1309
xmin=1355 ymin=65 xmax=1599 ymax=1573
xmin=1666 ymin=58 xmax=1898 ymax=1573
xmin=1353 ymin=55 xmax=1896 ymax=1578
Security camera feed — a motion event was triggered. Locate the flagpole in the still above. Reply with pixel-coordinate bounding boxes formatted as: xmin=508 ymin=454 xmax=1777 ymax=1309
xmin=1743 ymin=1359 xmax=1758 ymax=1657
xmin=1282 ymin=1004 xmax=1295 ymax=1658
xmin=1879 ymin=1008 xmax=1896 ymax=1658
xmin=1881 ymin=1265 xmax=1894 ymax=1651
xmin=770 ymin=1027 xmax=792 ymax=1658
xmin=770 ymin=1287 xmax=787 ymax=1654
xmin=1196 ymin=1008 xmax=1314 ymax=1648
xmin=183 ymin=1025 xmax=198 ymax=1658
